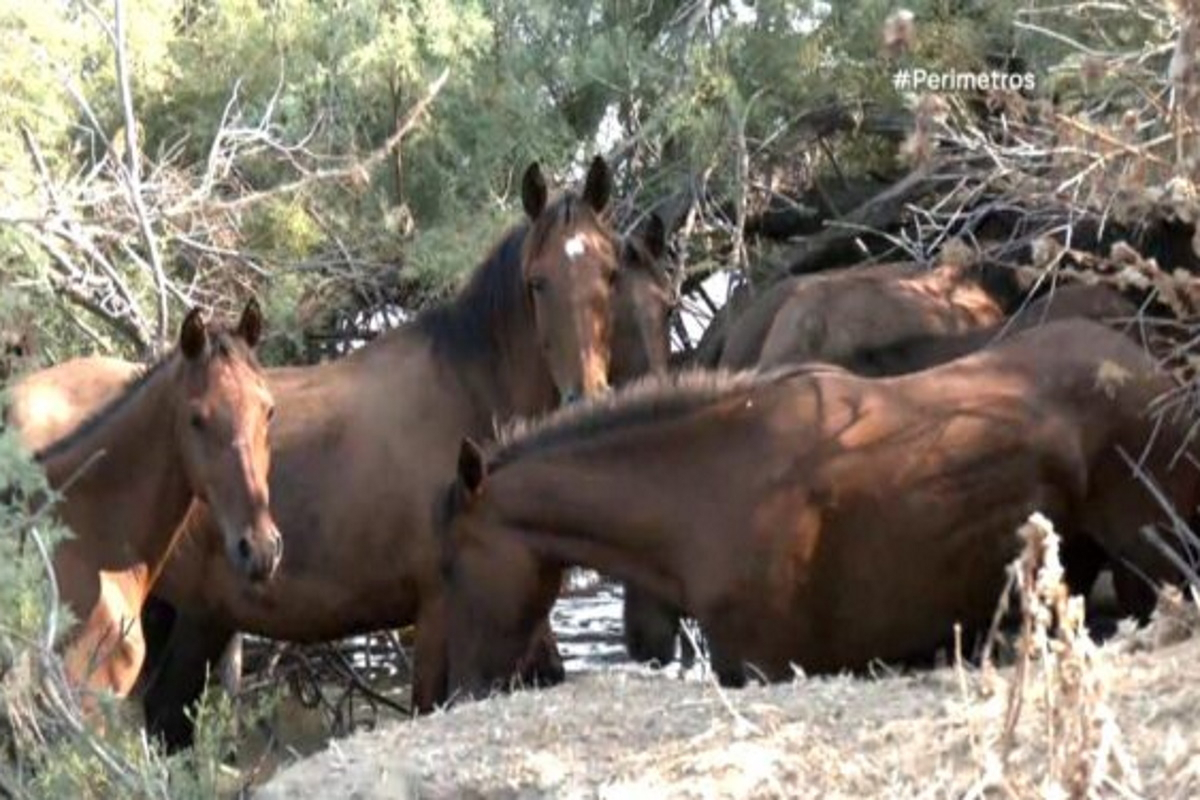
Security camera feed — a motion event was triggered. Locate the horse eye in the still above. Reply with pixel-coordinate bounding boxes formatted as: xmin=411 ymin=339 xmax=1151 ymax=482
xmin=607 ymin=270 xmax=619 ymax=287
xmin=189 ymin=411 xmax=206 ymax=431
xmin=528 ymin=276 xmax=548 ymax=294
xmin=266 ymin=406 xmax=276 ymax=423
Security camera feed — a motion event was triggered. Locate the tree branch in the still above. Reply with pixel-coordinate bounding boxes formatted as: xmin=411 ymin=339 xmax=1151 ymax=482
xmin=110 ymin=0 xmax=169 ymax=348
xmin=785 ymin=163 xmax=961 ymax=275
xmin=192 ymin=68 xmax=450 ymax=215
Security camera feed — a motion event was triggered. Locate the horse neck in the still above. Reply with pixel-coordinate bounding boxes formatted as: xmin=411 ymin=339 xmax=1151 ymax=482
xmin=39 ymin=359 xmax=192 ymax=574
xmin=483 ymin=455 xmax=689 ymax=608
xmin=445 ymin=295 xmax=557 ymax=426
xmin=490 ymin=318 xmax=556 ymax=419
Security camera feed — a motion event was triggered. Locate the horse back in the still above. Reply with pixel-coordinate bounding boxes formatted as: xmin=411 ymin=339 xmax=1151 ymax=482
xmin=7 ymin=356 xmax=140 ymax=453
xmin=719 ymin=261 xmax=922 ymax=370
xmin=757 ymin=263 xmax=1003 ymax=369
xmin=846 ymin=283 xmax=1140 ymax=377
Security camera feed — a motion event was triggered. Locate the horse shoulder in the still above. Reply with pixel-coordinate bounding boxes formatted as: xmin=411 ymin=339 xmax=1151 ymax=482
xmin=63 ymin=570 xmax=147 ymax=698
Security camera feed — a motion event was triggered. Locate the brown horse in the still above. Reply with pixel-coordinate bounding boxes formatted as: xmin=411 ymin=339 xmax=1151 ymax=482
xmin=717 ymin=261 xmax=924 ymax=369
xmin=846 ymin=283 xmax=1140 ymax=377
xmin=136 ymin=157 xmax=629 ymax=745
xmin=9 ymin=357 xmax=141 ymax=453
xmin=427 ymin=319 xmax=1198 ymax=701
xmin=610 ymin=213 xmax=673 ymax=384
xmin=622 ymin=282 xmax=1143 ymax=665
xmin=626 ymin=262 xmax=932 ymax=664
xmin=753 ymin=261 xmax=1023 ymax=370
xmin=13 ymin=302 xmax=278 ymax=698
xmin=605 ymin=212 xmax=696 ymax=665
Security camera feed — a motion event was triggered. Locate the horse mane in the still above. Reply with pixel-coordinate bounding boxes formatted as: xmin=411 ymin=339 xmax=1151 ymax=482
xmin=33 ymin=330 xmax=256 ymax=464
xmin=486 ymin=367 xmax=801 ymax=472
xmin=433 ymin=367 xmax=773 ymax=558
xmin=416 ymin=192 xmax=617 ymax=363
xmin=415 ymin=223 xmax=530 ymax=364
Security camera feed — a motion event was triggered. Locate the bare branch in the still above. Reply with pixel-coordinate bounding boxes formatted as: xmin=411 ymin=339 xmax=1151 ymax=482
xmin=194 ymin=68 xmax=451 ymax=215
xmin=110 ymin=0 xmax=169 ymax=348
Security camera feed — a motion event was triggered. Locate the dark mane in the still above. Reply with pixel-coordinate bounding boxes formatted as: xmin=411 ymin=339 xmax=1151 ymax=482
xmin=975 ymin=261 xmax=1027 ymax=313
xmin=33 ymin=329 xmax=256 ymax=463
xmin=415 ymin=192 xmax=618 ymax=363
xmin=415 ymin=223 xmax=531 ymax=363
xmin=486 ymin=367 xmax=794 ymax=471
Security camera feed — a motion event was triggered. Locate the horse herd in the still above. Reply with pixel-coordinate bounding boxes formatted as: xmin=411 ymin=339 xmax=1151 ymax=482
xmin=4 ymin=155 xmax=1198 ymax=751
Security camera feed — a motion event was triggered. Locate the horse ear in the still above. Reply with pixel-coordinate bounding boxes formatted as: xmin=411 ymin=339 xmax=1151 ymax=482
xmin=457 ymin=437 xmax=488 ymax=496
xmin=521 ymin=162 xmax=548 ymax=220
xmin=642 ymin=213 xmax=666 ymax=259
xmin=179 ymin=308 xmax=208 ymax=361
xmin=237 ymin=297 xmax=265 ymax=348
xmin=582 ymin=155 xmax=612 ymax=213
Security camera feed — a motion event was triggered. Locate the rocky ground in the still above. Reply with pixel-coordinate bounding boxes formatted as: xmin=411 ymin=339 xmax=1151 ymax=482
xmin=255 ymin=592 xmax=1200 ymax=799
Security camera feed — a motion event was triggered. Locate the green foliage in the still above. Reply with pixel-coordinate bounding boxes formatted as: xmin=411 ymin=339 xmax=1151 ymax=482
xmin=243 ymin=199 xmax=324 ymax=262
xmin=257 ymin=268 xmax=310 ymax=367
xmin=0 ymin=426 xmax=68 ymax=655
xmin=2 ymin=0 xmax=1157 ymax=361
xmin=407 ymin=202 xmax=514 ymax=294
xmin=0 ymin=392 xmax=276 ymax=796
xmin=165 ymin=685 xmax=278 ymax=798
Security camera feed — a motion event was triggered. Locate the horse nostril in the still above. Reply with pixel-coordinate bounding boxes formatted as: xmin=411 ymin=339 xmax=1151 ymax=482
xmin=237 ymin=537 xmax=252 ymax=562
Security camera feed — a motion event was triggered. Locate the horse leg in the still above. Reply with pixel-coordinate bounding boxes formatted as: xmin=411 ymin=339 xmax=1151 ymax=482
xmin=677 ymin=620 xmax=697 ymax=669
xmin=697 ymin=612 xmax=748 ymax=687
xmin=1059 ymin=532 xmax=1108 ymax=601
xmin=131 ymin=594 xmax=176 ymax=698
xmin=1079 ymin=456 xmax=1196 ymax=623
xmin=64 ymin=577 xmax=148 ymax=701
xmin=516 ymin=616 xmax=564 ymax=687
xmin=710 ymin=641 xmax=748 ymax=688
xmin=411 ymin=597 xmax=448 ymax=714
xmin=622 ymin=583 xmax=681 ymax=666
xmin=1109 ymin=559 xmax=1159 ymax=624
xmin=140 ymin=607 xmax=236 ymax=752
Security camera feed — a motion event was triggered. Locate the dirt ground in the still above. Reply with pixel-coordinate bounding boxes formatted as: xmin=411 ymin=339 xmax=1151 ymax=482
xmin=255 ymin=598 xmax=1200 ymax=800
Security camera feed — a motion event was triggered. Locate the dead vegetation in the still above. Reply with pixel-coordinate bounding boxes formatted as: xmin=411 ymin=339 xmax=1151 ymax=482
xmin=255 ymin=515 xmax=1200 ymax=799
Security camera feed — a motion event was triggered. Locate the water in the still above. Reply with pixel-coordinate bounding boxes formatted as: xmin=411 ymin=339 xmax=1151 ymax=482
xmin=554 ymin=569 xmax=704 ymax=680
xmin=554 ymin=570 xmax=629 ymax=670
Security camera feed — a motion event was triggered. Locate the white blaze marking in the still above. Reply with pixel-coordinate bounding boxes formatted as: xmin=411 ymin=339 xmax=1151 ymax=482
xmin=564 ymin=234 xmax=587 ymax=261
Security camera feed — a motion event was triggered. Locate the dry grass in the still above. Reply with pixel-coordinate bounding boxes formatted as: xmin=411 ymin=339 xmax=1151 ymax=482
xmin=256 ymin=515 xmax=1200 ymax=800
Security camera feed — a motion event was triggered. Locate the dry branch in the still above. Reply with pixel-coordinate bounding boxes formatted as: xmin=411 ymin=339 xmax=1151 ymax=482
xmin=2 ymin=47 xmax=450 ymax=355
xmin=193 ymin=68 xmax=449 ymax=216
xmin=784 ymin=163 xmax=961 ymax=274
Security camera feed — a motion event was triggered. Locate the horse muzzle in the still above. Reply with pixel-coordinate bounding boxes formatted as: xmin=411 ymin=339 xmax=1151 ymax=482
xmin=230 ymin=523 xmax=283 ymax=583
